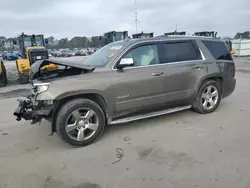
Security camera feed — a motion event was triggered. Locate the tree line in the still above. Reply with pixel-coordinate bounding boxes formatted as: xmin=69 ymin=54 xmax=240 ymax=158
xmin=1 ymin=31 xmax=250 ymax=51
xmin=0 ymin=35 xmax=106 ymax=51
xmin=46 ymin=36 xmax=105 ymax=49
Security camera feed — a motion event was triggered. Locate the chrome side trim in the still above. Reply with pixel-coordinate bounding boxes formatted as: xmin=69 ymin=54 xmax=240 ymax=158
xmin=110 ymin=105 xmax=191 ymax=125
xmin=199 ymin=48 xmax=205 ymax=60
xmin=112 ymin=59 xmax=205 ymax=71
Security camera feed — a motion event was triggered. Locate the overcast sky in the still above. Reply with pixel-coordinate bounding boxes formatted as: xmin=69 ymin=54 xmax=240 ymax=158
xmin=1 ymin=0 xmax=249 ymax=39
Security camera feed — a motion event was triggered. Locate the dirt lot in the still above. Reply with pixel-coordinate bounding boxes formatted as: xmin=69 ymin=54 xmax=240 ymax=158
xmin=0 ymin=57 xmax=250 ymax=188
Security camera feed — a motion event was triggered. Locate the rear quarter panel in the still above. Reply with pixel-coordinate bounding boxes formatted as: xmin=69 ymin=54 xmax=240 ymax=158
xmin=194 ymin=39 xmax=235 ymax=96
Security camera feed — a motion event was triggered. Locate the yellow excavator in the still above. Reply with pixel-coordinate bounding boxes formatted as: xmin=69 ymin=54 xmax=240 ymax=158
xmin=14 ymin=33 xmax=57 ymax=84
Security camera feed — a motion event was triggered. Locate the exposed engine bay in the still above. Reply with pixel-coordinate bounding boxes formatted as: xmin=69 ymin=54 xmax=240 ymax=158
xmin=29 ymin=59 xmax=95 ymax=81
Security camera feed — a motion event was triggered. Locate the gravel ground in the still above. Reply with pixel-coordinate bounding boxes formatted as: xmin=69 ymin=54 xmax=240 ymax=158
xmin=0 ymin=57 xmax=250 ymax=188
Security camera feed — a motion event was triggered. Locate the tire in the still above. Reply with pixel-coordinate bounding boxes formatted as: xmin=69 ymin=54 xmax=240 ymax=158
xmin=192 ymin=80 xmax=222 ymax=114
xmin=56 ymin=98 xmax=106 ymax=147
xmin=0 ymin=64 xmax=7 ymax=87
xmin=18 ymin=71 xmax=29 ymax=84
xmin=3 ymin=65 xmax=7 ymax=85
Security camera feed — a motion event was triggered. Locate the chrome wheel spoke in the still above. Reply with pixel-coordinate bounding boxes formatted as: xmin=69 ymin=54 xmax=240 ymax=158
xmin=66 ymin=123 xmax=77 ymax=133
xmin=201 ymin=93 xmax=207 ymax=99
xmin=87 ymin=123 xmax=98 ymax=131
xmin=84 ymin=110 xmax=95 ymax=120
xmin=207 ymin=86 xmax=213 ymax=94
xmin=77 ymin=128 xmax=85 ymax=141
xmin=203 ymin=100 xmax=208 ymax=107
xmin=72 ymin=110 xmax=81 ymax=120
xmin=211 ymin=90 xmax=218 ymax=98
xmin=209 ymin=100 xmax=216 ymax=107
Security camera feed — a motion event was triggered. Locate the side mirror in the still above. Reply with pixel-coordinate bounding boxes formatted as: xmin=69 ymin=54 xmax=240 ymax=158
xmin=45 ymin=39 xmax=49 ymax=45
xmin=117 ymin=58 xmax=134 ymax=69
xmin=13 ymin=40 xmax=17 ymax=45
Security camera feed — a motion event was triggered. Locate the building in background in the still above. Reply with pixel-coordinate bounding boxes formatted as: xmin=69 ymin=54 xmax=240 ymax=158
xmin=231 ymin=39 xmax=250 ymax=56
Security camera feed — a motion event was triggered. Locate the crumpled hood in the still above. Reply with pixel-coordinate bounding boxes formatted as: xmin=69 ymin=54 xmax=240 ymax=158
xmin=30 ymin=59 xmax=95 ymax=80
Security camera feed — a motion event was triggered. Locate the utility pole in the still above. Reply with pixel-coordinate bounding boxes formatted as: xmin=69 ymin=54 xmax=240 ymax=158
xmin=135 ymin=0 xmax=138 ymax=33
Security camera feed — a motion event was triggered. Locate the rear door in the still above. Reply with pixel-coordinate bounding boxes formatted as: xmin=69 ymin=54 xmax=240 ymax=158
xmin=157 ymin=40 xmax=206 ymax=105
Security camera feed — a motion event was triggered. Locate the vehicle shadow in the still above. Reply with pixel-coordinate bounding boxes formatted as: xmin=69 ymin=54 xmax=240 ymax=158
xmin=102 ymin=101 xmax=228 ymax=142
xmin=103 ymin=109 xmax=196 ymax=139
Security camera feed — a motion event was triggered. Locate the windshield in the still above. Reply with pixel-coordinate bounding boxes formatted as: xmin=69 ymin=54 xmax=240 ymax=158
xmin=23 ymin=36 xmax=44 ymax=47
xmin=83 ymin=42 xmax=126 ymax=67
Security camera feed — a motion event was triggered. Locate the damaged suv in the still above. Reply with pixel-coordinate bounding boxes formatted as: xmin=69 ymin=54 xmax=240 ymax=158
xmin=14 ymin=36 xmax=236 ymax=147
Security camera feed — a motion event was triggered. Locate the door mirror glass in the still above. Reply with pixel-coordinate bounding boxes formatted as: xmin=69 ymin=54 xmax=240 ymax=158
xmin=117 ymin=58 xmax=134 ymax=69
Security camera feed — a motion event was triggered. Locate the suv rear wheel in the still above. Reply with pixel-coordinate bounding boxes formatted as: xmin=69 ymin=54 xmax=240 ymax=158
xmin=56 ymin=98 xmax=106 ymax=147
xmin=192 ymin=80 xmax=222 ymax=114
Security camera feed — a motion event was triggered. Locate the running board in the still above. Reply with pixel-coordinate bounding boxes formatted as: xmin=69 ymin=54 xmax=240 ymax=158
xmin=110 ymin=105 xmax=191 ymax=125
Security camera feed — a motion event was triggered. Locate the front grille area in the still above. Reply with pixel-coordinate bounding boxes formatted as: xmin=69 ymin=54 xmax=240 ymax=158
xmin=28 ymin=49 xmax=48 ymax=64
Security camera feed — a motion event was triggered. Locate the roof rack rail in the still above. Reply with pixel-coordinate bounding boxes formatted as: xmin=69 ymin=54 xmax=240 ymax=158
xmin=155 ymin=35 xmax=215 ymax=39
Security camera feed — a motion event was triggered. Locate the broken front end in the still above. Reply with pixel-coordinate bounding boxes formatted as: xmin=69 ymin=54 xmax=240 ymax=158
xmin=13 ymin=59 xmax=95 ymax=126
xmin=13 ymin=83 xmax=53 ymax=124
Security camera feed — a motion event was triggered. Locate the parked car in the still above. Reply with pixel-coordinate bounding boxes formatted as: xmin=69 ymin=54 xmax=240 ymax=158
xmin=51 ymin=51 xmax=61 ymax=57
xmin=14 ymin=36 xmax=236 ymax=147
xmin=69 ymin=51 xmax=76 ymax=56
xmin=75 ymin=50 xmax=87 ymax=56
xmin=86 ymin=49 xmax=94 ymax=55
xmin=2 ymin=52 xmax=19 ymax=60
xmin=60 ymin=50 xmax=73 ymax=57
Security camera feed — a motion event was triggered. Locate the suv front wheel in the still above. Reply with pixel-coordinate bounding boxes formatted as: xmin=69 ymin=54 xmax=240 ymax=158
xmin=192 ymin=80 xmax=222 ymax=114
xmin=56 ymin=98 xmax=106 ymax=147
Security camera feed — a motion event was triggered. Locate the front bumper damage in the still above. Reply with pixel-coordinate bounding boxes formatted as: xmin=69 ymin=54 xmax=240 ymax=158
xmin=13 ymin=95 xmax=53 ymax=124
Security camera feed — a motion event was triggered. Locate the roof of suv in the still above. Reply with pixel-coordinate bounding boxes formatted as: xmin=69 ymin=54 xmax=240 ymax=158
xmin=123 ymin=35 xmax=223 ymax=45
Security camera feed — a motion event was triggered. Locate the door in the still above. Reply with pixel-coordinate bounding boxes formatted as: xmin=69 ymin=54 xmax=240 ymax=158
xmin=157 ymin=40 xmax=205 ymax=105
xmin=110 ymin=43 xmax=166 ymax=117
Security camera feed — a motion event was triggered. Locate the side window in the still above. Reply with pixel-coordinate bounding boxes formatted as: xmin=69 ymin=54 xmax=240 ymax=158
xmin=123 ymin=44 xmax=159 ymax=67
xmin=162 ymin=41 xmax=201 ymax=63
xmin=202 ymin=40 xmax=232 ymax=60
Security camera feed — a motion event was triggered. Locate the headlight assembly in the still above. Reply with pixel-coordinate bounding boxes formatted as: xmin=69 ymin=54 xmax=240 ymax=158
xmin=33 ymin=83 xmax=50 ymax=94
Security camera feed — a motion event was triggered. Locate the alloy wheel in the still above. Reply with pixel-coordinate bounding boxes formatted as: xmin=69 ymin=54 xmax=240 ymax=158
xmin=65 ymin=108 xmax=99 ymax=141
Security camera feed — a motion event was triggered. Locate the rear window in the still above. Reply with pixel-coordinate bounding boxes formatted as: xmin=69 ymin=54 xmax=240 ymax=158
xmin=162 ymin=41 xmax=201 ymax=63
xmin=202 ymin=40 xmax=232 ymax=60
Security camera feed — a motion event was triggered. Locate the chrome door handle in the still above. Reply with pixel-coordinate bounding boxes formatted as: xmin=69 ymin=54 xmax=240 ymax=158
xmin=193 ymin=66 xmax=203 ymax=70
xmin=152 ymin=72 xmax=164 ymax=76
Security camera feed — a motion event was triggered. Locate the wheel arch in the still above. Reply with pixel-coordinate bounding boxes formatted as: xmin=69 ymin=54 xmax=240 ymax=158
xmin=51 ymin=92 xmax=110 ymax=133
xmin=191 ymin=75 xmax=223 ymax=102
xmin=198 ymin=75 xmax=223 ymax=92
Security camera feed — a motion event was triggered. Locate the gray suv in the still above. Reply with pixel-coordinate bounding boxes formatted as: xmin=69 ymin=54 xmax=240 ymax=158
xmin=14 ymin=36 xmax=236 ymax=147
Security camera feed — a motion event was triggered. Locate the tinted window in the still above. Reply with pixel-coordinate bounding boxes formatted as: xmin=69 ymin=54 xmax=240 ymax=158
xmin=202 ymin=41 xmax=232 ymax=60
xmin=162 ymin=41 xmax=201 ymax=63
xmin=123 ymin=44 xmax=159 ymax=67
